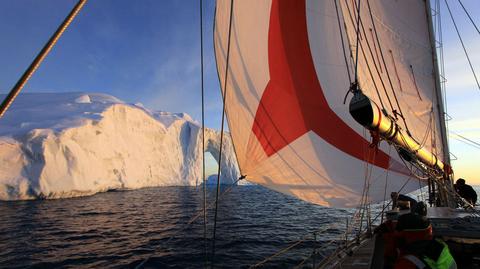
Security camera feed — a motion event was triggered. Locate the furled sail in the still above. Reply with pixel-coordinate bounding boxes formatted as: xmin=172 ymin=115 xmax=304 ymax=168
xmin=214 ymin=0 xmax=447 ymax=207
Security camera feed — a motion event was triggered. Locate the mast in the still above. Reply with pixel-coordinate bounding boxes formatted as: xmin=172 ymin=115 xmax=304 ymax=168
xmin=425 ymin=0 xmax=450 ymax=167
xmin=425 ymin=0 xmax=455 ymax=207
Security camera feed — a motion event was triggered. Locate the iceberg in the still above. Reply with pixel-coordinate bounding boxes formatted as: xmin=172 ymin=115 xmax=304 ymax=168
xmin=0 ymin=92 xmax=239 ymax=200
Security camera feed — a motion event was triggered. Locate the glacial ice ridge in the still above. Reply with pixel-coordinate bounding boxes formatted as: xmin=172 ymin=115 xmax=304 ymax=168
xmin=0 ymin=93 xmax=239 ymax=200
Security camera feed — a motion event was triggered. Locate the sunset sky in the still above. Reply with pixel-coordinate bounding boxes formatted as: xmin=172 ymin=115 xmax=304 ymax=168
xmin=0 ymin=0 xmax=478 ymax=183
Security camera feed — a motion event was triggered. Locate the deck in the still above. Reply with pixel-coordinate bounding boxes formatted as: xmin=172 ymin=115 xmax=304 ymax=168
xmin=334 ymin=238 xmax=375 ymax=269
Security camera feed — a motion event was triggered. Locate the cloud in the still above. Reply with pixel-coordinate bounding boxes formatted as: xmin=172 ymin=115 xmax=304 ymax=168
xmin=143 ymin=50 xmax=201 ymax=116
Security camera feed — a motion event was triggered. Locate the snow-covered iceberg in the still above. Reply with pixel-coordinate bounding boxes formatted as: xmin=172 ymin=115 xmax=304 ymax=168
xmin=0 ymin=92 xmax=239 ymax=200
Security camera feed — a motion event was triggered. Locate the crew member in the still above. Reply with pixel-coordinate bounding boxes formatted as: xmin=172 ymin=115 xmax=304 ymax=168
xmin=374 ymin=210 xmax=399 ymax=268
xmin=454 ymin=178 xmax=477 ymax=205
xmin=394 ymin=202 xmax=457 ymax=269
xmin=391 ymin=192 xmax=418 ymax=211
xmin=395 ymin=202 xmax=432 ymax=249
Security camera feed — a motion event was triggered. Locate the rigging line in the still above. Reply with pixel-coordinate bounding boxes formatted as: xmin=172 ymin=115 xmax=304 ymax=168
xmin=450 ymin=135 xmax=480 ymax=150
xmin=251 ymin=240 xmax=306 ymax=268
xmin=370 ymin=174 xmax=415 ymax=226
xmin=444 ymin=0 xmax=480 ymax=92
xmin=342 ymin=0 xmax=387 ymax=110
xmin=292 ymin=237 xmax=339 ymax=269
xmin=364 ymin=132 xmax=377 ymax=229
xmin=435 ymin=0 xmax=451 ymax=150
xmin=457 ymin=0 xmax=480 ymax=35
xmin=452 ymin=137 xmax=480 ymax=150
xmin=345 ymin=0 xmax=397 ymax=112
xmin=431 ymin=0 xmax=450 ymax=153
xmin=409 ymin=65 xmax=423 ymax=101
xmin=0 ymin=0 xmax=87 ymax=118
xmin=358 ymin=128 xmax=375 ymax=239
xmin=353 ymin=0 xmax=362 ymax=83
xmin=211 ymin=0 xmax=244 ymax=178
xmin=357 ymin=129 xmax=369 ymax=239
xmin=317 ymin=235 xmax=369 ymax=268
xmin=450 ymin=131 xmax=480 ymax=148
xmin=199 ymin=0 xmax=208 ymax=265
xmin=380 ymin=145 xmax=392 ymax=224
xmin=418 ymin=177 xmax=426 ymax=202
xmin=365 ymin=146 xmax=377 ymax=232
xmin=333 ymin=0 xmax=352 ymax=83
xmin=395 ymin=143 xmax=438 ymax=181
xmin=389 ymin=50 xmax=402 ymax=92
xmin=416 ymin=110 xmax=434 ymax=151
xmin=249 ymin=224 xmax=339 ymax=269
xmin=361 ymin=145 xmax=376 ymax=233
xmin=432 ymin=174 xmax=480 ymax=215
xmin=366 ymin=0 xmax=411 ymax=134
xmin=370 ymin=29 xmax=383 ymax=73
xmin=134 ymin=176 xmax=244 ymax=269
xmin=211 ymin=0 xmax=234 ymax=266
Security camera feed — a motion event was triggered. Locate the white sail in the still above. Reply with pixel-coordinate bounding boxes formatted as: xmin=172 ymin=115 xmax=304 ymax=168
xmin=214 ymin=0 xmax=445 ymax=207
xmin=339 ymin=0 xmax=446 ymax=165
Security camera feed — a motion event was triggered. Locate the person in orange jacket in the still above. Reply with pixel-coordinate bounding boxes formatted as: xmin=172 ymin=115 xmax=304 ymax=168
xmin=393 ymin=202 xmax=456 ymax=269
xmin=374 ymin=210 xmax=399 ymax=268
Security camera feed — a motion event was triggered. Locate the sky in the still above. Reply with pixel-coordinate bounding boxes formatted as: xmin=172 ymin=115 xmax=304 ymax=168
xmin=0 ymin=0 xmax=478 ymax=183
xmin=438 ymin=0 xmax=480 ymax=184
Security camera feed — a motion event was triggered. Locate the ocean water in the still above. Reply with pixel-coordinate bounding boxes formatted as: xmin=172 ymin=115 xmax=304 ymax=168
xmin=0 ymin=185 xmax=354 ymax=269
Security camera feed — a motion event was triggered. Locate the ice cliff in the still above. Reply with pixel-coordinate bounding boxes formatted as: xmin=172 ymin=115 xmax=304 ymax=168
xmin=0 ymin=93 xmax=239 ymax=200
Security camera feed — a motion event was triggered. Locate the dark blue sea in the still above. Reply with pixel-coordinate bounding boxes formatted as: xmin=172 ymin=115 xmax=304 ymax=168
xmin=0 ymin=185 xmax=355 ymax=269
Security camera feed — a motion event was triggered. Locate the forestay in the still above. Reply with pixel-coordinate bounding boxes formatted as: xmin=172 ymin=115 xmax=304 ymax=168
xmin=214 ymin=0 xmax=446 ymax=207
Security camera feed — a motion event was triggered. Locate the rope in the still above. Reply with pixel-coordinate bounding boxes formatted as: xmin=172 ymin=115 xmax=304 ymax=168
xmin=345 ymin=0 xmax=399 ymax=111
xmin=380 ymin=145 xmax=392 ymax=223
xmin=342 ymin=0 xmax=387 ymax=110
xmin=0 ymin=0 xmax=87 ymax=118
xmin=249 ymin=224 xmax=338 ymax=268
xmin=444 ymin=0 xmax=480 ymax=92
xmin=366 ymin=0 xmax=411 ymax=134
xmin=323 ymin=132 xmax=474 ymax=267
xmin=450 ymin=131 xmax=480 ymax=149
xmin=457 ymin=0 xmax=480 ymax=35
xmin=333 ymin=0 xmax=352 ymax=83
xmin=134 ymin=176 xmax=244 ymax=269
xmin=316 ymin=234 xmax=370 ymax=268
xmin=435 ymin=0 xmax=451 ymax=155
xmin=292 ymin=238 xmax=339 ymax=269
xmin=371 ymin=29 xmax=383 ymax=73
xmin=409 ymin=65 xmax=423 ymax=101
xmin=199 ymin=0 xmax=208 ymax=265
xmin=389 ymin=50 xmax=402 ymax=92
xmin=321 ymin=173 xmax=462 ymax=269
xmin=353 ymin=0 xmax=362 ymax=83
xmin=357 ymin=128 xmax=376 ymax=240
xmin=411 ymin=110 xmax=434 ymax=155
xmin=211 ymin=0 xmax=234 ymax=266
xmin=251 ymin=240 xmax=306 ymax=268
xmin=392 ymin=141 xmax=479 ymax=212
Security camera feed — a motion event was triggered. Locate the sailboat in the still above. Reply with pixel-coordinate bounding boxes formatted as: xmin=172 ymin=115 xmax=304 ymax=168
xmin=1 ymin=0 xmax=479 ymax=268
xmin=213 ymin=0 xmax=479 ymax=267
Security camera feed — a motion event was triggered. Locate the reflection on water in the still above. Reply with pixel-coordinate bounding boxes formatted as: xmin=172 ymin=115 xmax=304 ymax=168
xmin=0 ymin=185 xmax=352 ymax=268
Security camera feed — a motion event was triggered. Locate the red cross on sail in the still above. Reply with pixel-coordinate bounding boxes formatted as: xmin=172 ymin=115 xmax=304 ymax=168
xmin=252 ymin=0 xmax=392 ymax=169
xmin=214 ymin=0 xmax=442 ymax=207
